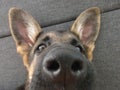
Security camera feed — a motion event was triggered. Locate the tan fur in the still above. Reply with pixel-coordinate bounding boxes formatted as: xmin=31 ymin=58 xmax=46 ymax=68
xmin=71 ymin=7 xmax=101 ymax=61
xmin=17 ymin=45 xmax=30 ymax=70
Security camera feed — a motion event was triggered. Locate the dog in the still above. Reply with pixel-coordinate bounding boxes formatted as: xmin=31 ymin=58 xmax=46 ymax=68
xmin=9 ymin=7 xmax=101 ymax=90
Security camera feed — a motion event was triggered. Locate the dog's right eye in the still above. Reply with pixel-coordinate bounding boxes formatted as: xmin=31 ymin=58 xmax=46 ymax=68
xmin=36 ymin=44 xmax=46 ymax=52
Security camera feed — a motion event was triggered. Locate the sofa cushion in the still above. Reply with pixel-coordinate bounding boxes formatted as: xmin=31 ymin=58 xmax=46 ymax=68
xmin=93 ymin=9 xmax=120 ymax=90
xmin=0 ymin=0 xmax=120 ymax=37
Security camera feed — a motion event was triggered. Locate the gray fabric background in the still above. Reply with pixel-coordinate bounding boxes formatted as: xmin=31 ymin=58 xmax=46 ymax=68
xmin=0 ymin=0 xmax=120 ymax=90
xmin=0 ymin=0 xmax=120 ymax=37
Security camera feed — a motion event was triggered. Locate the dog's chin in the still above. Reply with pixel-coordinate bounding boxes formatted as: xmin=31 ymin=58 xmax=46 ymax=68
xmin=26 ymin=83 xmax=80 ymax=90
xmin=25 ymin=77 xmax=93 ymax=90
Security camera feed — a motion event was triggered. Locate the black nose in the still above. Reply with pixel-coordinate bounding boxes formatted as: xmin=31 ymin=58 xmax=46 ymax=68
xmin=42 ymin=48 xmax=87 ymax=83
xmin=44 ymin=59 xmax=83 ymax=74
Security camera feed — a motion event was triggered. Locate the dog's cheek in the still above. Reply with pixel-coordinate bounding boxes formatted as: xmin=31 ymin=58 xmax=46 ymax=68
xmin=28 ymin=54 xmax=43 ymax=82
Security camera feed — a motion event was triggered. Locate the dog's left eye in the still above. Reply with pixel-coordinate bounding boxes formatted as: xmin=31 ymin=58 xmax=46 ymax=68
xmin=36 ymin=44 xmax=46 ymax=52
xmin=76 ymin=45 xmax=85 ymax=54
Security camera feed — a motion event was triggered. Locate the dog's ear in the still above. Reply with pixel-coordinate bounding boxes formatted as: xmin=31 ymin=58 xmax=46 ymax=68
xmin=71 ymin=7 xmax=101 ymax=61
xmin=9 ymin=8 xmax=42 ymax=69
xmin=9 ymin=7 xmax=42 ymax=54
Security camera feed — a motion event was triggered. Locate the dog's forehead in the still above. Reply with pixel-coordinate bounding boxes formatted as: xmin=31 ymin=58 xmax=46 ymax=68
xmin=37 ymin=30 xmax=79 ymax=42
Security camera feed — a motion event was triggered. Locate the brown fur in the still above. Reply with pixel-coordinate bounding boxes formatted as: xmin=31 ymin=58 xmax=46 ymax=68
xmin=9 ymin=7 xmax=100 ymax=70
xmin=8 ymin=7 xmax=101 ymax=90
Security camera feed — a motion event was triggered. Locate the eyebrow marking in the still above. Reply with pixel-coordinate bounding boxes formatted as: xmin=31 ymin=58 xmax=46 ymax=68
xmin=42 ymin=36 xmax=50 ymax=41
xmin=35 ymin=31 xmax=43 ymax=41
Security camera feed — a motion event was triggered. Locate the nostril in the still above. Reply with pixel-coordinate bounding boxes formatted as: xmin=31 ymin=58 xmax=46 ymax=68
xmin=46 ymin=60 xmax=60 ymax=72
xmin=71 ymin=60 xmax=83 ymax=72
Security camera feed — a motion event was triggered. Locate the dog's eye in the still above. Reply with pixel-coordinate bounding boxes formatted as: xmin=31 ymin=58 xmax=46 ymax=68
xmin=36 ymin=44 xmax=46 ymax=52
xmin=76 ymin=45 xmax=85 ymax=54
xmin=71 ymin=39 xmax=77 ymax=46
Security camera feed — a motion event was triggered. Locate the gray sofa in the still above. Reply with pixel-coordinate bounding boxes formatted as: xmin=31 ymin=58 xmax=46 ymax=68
xmin=0 ymin=0 xmax=120 ymax=90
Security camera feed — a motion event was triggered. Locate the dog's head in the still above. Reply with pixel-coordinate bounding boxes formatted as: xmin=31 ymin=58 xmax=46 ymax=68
xmin=9 ymin=7 xmax=100 ymax=90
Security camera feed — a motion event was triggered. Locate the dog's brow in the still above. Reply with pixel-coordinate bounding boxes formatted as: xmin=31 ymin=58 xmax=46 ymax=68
xmin=42 ymin=36 xmax=50 ymax=41
xmin=35 ymin=31 xmax=44 ymax=41
xmin=46 ymin=32 xmax=58 ymax=39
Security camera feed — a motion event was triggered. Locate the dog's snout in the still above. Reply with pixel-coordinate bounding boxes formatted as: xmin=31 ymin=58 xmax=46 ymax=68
xmin=42 ymin=47 xmax=87 ymax=83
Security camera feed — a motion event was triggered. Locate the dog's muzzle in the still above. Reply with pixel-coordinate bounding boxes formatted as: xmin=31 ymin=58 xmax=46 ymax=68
xmin=41 ymin=45 xmax=88 ymax=84
xmin=27 ymin=44 xmax=94 ymax=90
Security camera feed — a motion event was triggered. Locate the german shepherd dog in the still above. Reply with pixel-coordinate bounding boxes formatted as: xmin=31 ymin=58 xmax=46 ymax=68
xmin=8 ymin=7 xmax=101 ymax=90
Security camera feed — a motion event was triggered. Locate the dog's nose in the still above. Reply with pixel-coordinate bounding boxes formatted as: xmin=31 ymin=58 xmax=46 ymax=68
xmin=44 ymin=59 xmax=83 ymax=76
xmin=42 ymin=48 xmax=87 ymax=83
